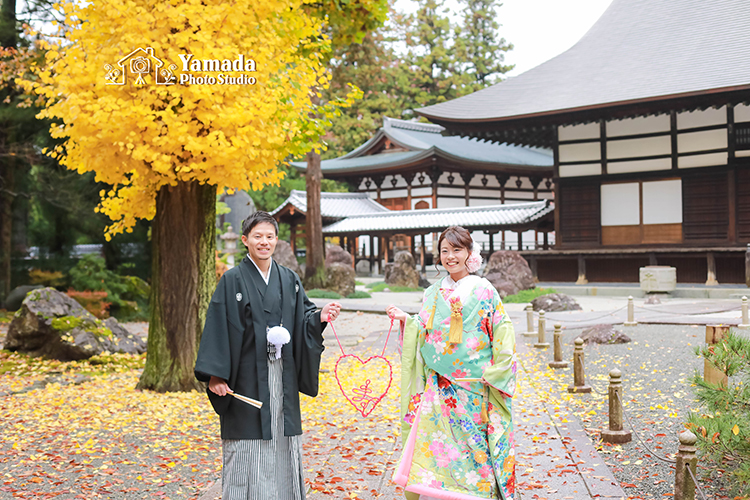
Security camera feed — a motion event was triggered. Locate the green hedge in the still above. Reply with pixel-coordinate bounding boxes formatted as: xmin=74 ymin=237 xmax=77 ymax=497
xmin=346 ymin=291 xmax=372 ymax=299
xmin=306 ymin=289 xmax=342 ymax=299
xmin=502 ymin=288 xmax=557 ymax=303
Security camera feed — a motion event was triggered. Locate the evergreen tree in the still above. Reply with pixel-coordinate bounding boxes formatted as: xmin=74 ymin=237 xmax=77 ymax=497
xmin=688 ymin=330 xmax=750 ymax=492
xmin=321 ymin=0 xmax=515 ymax=159
xmin=454 ymin=0 xmax=514 ymax=89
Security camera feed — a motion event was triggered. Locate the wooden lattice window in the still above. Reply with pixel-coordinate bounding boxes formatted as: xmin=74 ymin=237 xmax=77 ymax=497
xmin=737 ymin=122 xmax=750 ymax=151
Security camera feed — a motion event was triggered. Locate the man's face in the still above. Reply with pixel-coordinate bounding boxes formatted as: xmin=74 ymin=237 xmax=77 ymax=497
xmin=241 ymin=222 xmax=278 ymax=263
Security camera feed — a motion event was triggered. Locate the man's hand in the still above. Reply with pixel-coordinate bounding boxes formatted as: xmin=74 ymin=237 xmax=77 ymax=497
xmin=386 ymin=304 xmax=408 ymax=322
xmin=321 ymin=301 xmax=342 ymax=323
xmin=208 ymin=376 xmax=230 ymax=396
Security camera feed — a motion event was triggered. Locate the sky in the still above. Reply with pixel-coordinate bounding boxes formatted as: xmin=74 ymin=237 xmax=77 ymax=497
xmin=394 ymin=0 xmax=614 ymax=76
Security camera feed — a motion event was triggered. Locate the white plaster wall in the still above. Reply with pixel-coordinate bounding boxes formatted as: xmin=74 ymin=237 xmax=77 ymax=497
xmin=607 ymin=157 xmax=671 ymax=174
xmin=642 ymin=179 xmax=682 ymax=224
xmin=601 ymin=183 xmax=640 ymax=226
xmin=736 ymin=104 xmax=750 ymax=123
xmin=678 ymin=152 xmax=727 ymax=169
xmin=559 ymin=142 xmax=601 ymax=162
xmin=559 ymin=122 xmax=600 ymax=141
xmin=606 ymin=114 xmax=669 ymax=137
xmin=559 ymin=164 xmax=602 ymax=177
xmin=607 ymin=135 xmax=670 ymax=159
xmin=677 ymin=129 xmax=728 ymax=153
xmin=677 ymin=106 xmax=726 ymax=129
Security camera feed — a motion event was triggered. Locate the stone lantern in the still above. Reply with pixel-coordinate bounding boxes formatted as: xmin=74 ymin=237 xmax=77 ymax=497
xmin=220 ymin=225 xmax=240 ymax=268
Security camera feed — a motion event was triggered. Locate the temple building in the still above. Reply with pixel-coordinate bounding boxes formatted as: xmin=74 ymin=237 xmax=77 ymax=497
xmin=290 ymin=117 xmax=555 ymax=259
xmin=415 ymin=0 xmax=750 ymax=284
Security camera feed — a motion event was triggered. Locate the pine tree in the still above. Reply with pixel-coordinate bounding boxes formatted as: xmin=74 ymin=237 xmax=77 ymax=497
xmin=453 ymin=0 xmax=514 ymax=89
xmin=688 ymin=330 xmax=750 ymax=492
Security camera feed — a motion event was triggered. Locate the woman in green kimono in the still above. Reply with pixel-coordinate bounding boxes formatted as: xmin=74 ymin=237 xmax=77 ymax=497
xmin=387 ymin=225 xmax=517 ymax=500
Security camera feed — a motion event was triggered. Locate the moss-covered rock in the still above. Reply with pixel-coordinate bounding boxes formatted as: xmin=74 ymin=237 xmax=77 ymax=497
xmin=3 ymin=287 xmax=146 ymax=361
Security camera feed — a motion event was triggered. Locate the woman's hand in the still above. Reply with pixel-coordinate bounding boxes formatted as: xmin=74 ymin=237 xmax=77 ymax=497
xmin=208 ymin=376 xmax=230 ymax=396
xmin=321 ymin=301 xmax=342 ymax=323
xmin=386 ymin=304 xmax=408 ymax=322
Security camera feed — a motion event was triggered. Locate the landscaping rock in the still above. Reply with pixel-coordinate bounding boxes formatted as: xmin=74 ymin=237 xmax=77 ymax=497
xmin=274 ymin=240 xmax=301 ymax=275
xmin=325 ymin=244 xmax=353 ymax=268
xmin=3 ymin=285 xmax=43 ymax=311
xmin=485 ymin=275 xmax=519 ymax=298
xmin=326 ymin=263 xmax=355 ymax=298
xmin=577 ymin=324 xmax=631 ymax=345
xmin=3 ymin=287 xmax=146 ymax=361
xmin=384 ymin=251 xmax=419 ymax=288
xmin=531 ymin=293 xmax=582 ymax=312
xmin=355 ymin=259 xmax=372 ymax=277
xmin=483 ymin=250 xmax=535 ymax=296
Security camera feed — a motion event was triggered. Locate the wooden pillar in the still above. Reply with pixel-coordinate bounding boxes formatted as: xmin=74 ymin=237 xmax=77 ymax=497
xmin=495 ymin=174 xmax=509 ymax=204
xmin=543 ymin=231 xmax=549 ymax=250
xmin=420 ymin=233 xmax=426 ymax=272
xmin=576 ymin=255 xmax=588 ymax=285
xmin=369 ymin=234 xmax=375 ymax=273
xmin=517 ymin=231 xmax=523 ymax=251
xmin=384 ymin=236 xmax=390 ymax=264
xmin=530 ymin=177 xmax=542 ymax=201
xmin=461 ymin=173 xmax=473 ymax=207
xmin=501 ymin=231 xmax=506 ymax=250
xmin=706 ymin=252 xmax=719 ymax=286
xmin=529 ymin=255 xmax=538 ymax=282
xmin=430 ymin=165 xmax=439 ymax=209
xmin=489 ymin=232 xmax=495 ymax=254
xmin=290 ymin=223 xmax=297 ymax=254
xmin=340 ymin=236 xmax=346 ymax=249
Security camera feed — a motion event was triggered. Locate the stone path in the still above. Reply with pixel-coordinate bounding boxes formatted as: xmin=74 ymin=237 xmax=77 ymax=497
xmin=196 ymin=310 xmax=622 ymax=500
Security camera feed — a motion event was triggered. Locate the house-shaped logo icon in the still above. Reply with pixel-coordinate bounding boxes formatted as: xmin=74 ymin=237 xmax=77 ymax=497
xmin=104 ymin=47 xmax=176 ymax=86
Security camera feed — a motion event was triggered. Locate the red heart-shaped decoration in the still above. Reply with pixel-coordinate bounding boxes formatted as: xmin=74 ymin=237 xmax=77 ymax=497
xmin=334 ymin=354 xmax=393 ymax=417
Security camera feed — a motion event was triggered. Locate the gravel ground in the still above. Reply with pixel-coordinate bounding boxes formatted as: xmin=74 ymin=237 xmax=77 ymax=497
xmin=514 ymin=322 xmax=738 ymax=499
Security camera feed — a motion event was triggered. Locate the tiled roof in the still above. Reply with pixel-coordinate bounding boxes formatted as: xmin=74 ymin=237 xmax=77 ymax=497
xmin=290 ymin=117 xmax=552 ymax=174
xmin=322 ymin=201 xmax=553 ymax=234
xmin=270 ymin=190 xmax=389 ymax=219
xmin=417 ymin=0 xmax=750 ymax=123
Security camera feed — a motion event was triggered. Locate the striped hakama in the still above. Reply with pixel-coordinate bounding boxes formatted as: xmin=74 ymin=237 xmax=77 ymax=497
xmin=222 ymin=346 xmax=306 ymax=500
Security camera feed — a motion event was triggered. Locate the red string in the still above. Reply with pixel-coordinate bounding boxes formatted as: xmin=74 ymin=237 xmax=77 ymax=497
xmin=327 ymin=313 xmax=394 ymax=357
xmin=327 ymin=313 xmax=346 ymax=356
xmin=381 ymin=319 xmax=394 ymax=357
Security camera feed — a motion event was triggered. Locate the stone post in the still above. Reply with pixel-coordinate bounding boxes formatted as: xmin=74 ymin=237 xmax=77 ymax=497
xmin=219 ymin=225 xmax=240 ymax=268
xmin=522 ymin=304 xmax=536 ymax=337
xmin=674 ymin=430 xmax=698 ymax=500
xmin=624 ymin=296 xmax=637 ymax=326
xmin=549 ymin=323 xmax=568 ymax=369
xmin=704 ymin=325 xmax=729 ymax=387
xmin=746 ymin=243 xmax=750 ymax=288
xmin=739 ymin=296 xmax=750 ymax=329
xmin=600 ymin=369 xmax=631 ymax=443
xmin=534 ymin=310 xmax=550 ymax=348
xmin=567 ymin=338 xmax=592 ymax=393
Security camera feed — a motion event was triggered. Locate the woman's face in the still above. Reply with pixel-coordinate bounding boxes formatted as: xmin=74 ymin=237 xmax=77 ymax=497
xmin=440 ymin=239 xmax=469 ymax=275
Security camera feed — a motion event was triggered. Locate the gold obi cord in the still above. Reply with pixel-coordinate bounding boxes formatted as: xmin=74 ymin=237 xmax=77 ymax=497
xmin=448 ymin=298 xmax=463 ymax=344
xmin=425 ymin=292 xmax=438 ymax=330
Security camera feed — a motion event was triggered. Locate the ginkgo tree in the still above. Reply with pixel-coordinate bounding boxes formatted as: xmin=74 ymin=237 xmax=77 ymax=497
xmin=23 ymin=0 xmax=385 ymax=392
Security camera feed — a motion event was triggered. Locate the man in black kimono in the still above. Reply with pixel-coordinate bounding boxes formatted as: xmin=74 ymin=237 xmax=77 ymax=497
xmin=194 ymin=211 xmax=340 ymax=500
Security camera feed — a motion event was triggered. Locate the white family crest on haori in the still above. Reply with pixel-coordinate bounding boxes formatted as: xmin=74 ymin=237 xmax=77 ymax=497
xmin=236 ymin=292 xmax=243 ymax=302
xmin=267 ymin=326 xmax=291 ymax=360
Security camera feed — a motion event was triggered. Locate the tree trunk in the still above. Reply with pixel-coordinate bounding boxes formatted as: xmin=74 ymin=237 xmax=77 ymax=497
xmin=304 ymin=150 xmax=325 ymax=288
xmin=137 ymin=180 xmax=216 ymax=392
xmin=0 ymin=0 xmax=16 ymax=304
xmin=0 ymin=162 xmax=12 ymax=303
